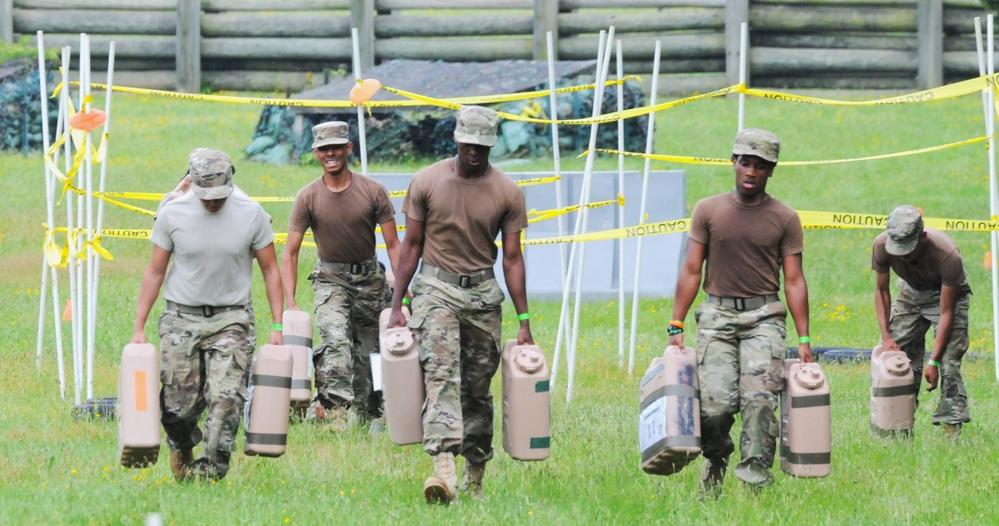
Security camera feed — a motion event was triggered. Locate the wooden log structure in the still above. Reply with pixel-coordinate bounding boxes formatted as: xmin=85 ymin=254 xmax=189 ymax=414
xmin=1 ymin=0 xmax=996 ymax=95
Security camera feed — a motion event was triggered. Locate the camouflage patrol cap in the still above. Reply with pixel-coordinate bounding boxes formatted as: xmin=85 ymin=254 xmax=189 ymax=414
xmin=311 ymin=121 xmax=350 ymax=149
xmin=454 ymin=106 xmax=498 ymax=147
xmin=187 ymin=148 xmax=234 ymax=200
xmin=885 ymin=205 xmax=924 ymax=256
xmin=732 ymin=128 xmax=780 ymax=163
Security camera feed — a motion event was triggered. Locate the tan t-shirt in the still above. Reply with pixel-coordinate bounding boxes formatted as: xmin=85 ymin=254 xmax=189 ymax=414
xmin=871 ymin=228 xmax=969 ymax=292
xmin=689 ymin=192 xmax=804 ymax=298
xmin=288 ymin=174 xmax=395 ymax=263
xmin=402 ymin=158 xmax=528 ymax=274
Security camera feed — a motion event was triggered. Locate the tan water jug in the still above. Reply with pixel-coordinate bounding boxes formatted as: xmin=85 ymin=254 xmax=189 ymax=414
xmin=501 ymin=340 xmax=551 ymax=461
xmin=281 ymin=310 xmax=314 ymax=406
xmin=780 ymin=359 xmax=831 ymax=477
xmin=118 ymin=343 xmax=161 ymax=468
xmin=870 ymin=344 xmax=915 ymax=437
xmin=639 ymin=345 xmax=701 ymax=476
xmin=379 ymin=308 xmax=424 ymax=445
xmin=244 ymin=344 xmax=293 ymax=457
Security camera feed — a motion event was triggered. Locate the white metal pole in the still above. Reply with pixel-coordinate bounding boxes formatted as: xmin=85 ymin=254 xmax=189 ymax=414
xmin=551 ymin=29 xmax=607 ymax=393
xmin=987 ymin=16 xmax=999 ymax=380
xmin=35 ymin=31 xmax=50 ymax=368
xmin=567 ymin=27 xmax=616 ymax=403
xmin=82 ymin=34 xmax=97 ymax=399
xmin=49 ymin=44 xmax=68 ymax=398
xmin=546 ymin=31 xmax=572 ymax=388
xmin=615 ymin=40 xmax=626 ymax=368
xmin=35 ymin=30 xmax=60 ymax=377
xmin=738 ymin=22 xmax=748 ymax=131
xmin=628 ymin=40 xmax=662 ymax=376
xmin=89 ymin=41 xmax=115 ymax=399
xmin=62 ymin=45 xmax=81 ymax=405
xmin=351 ymin=28 xmax=369 ymax=174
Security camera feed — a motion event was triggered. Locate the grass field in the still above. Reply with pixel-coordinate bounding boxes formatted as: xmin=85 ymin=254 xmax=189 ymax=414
xmin=1 ymin=81 xmax=998 ymax=525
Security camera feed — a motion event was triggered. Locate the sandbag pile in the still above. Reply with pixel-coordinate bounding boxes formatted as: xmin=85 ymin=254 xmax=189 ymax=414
xmin=245 ymin=76 xmax=648 ymax=165
xmin=0 ymin=58 xmax=58 ymax=152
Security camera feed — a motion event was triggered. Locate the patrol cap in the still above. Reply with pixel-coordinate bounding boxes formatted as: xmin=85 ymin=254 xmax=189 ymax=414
xmin=311 ymin=121 xmax=350 ymax=149
xmin=453 ymin=106 xmax=498 ymax=147
xmin=885 ymin=205 xmax=924 ymax=256
xmin=732 ymin=128 xmax=780 ymax=163
xmin=187 ymin=148 xmax=234 ymax=200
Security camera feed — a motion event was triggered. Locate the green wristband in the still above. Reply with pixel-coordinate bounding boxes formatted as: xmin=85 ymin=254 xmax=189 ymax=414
xmin=402 ymin=297 xmax=411 ymax=305
xmin=798 ymin=336 xmax=810 ymax=344
xmin=273 ymin=323 xmax=283 ymax=331
xmin=517 ymin=312 xmax=530 ymax=321
xmin=928 ymin=359 xmax=940 ymax=367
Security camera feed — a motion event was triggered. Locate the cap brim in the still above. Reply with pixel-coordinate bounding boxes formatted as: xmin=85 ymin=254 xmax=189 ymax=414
xmin=193 ymin=184 xmax=233 ymax=200
xmin=312 ymin=138 xmax=349 ymax=149
xmin=885 ymin=236 xmax=918 ymax=256
xmin=454 ymin=131 xmax=497 ymax=147
xmin=732 ymin=146 xmax=777 ymax=163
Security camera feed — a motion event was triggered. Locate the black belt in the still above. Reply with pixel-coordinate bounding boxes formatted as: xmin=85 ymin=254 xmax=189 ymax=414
xmin=706 ymin=294 xmax=779 ymax=312
xmin=421 ymin=264 xmax=495 ymax=288
xmin=166 ymin=301 xmax=245 ymax=317
xmin=320 ymin=258 xmax=379 ymax=274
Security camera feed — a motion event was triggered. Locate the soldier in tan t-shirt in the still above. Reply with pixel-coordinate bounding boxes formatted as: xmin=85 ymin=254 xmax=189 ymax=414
xmin=872 ymin=205 xmax=972 ymax=439
xmin=281 ymin=121 xmax=400 ymax=429
xmin=668 ymin=128 xmax=813 ymax=497
xmin=387 ymin=106 xmax=533 ymax=504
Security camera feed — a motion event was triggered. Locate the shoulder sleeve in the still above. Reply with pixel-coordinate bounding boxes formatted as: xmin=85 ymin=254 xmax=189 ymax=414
xmin=688 ymin=200 xmax=709 ymax=245
xmin=501 ymin=183 xmax=528 ymax=234
xmin=939 ymin=249 xmax=967 ymax=287
xmin=251 ymin=204 xmax=275 ymax=251
xmin=151 ymin=208 xmax=173 ymax=251
xmin=288 ymin=185 xmax=311 ymax=234
xmin=779 ymin=209 xmax=804 ymax=257
xmin=402 ymin=172 xmax=428 ymax=222
xmin=374 ymin=183 xmax=396 ymax=224
xmin=871 ymin=234 xmax=890 ymax=273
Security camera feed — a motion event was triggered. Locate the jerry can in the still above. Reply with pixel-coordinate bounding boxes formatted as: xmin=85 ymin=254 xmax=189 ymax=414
xmin=244 ymin=344 xmax=293 ymax=457
xmin=118 ymin=343 xmax=161 ymax=468
xmin=780 ymin=359 xmax=831 ymax=477
xmin=870 ymin=344 xmax=916 ymax=437
xmin=639 ymin=345 xmax=700 ymax=476
xmin=502 ymin=340 xmax=551 ymax=461
xmin=281 ymin=310 xmax=314 ymax=406
xmin=379 ymin=308 xmax=424 ymax=445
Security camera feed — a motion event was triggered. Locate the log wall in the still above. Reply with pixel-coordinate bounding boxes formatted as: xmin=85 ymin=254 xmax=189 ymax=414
xmin=0 ymin=0 xmax=994 ymax=95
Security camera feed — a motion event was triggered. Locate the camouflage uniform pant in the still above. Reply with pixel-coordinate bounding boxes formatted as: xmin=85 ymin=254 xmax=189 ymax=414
xmin=885 ymin=279 xmax=971 ymax=425
xmin=310 ymin=259 xmax=389 ymax=420
xmin=694 ymin=299 xmax=787 ymax=487
xmin=158 ymin=307 xmax=253 ymax=479
xmin=409 ymin=274 xmax=504 ymax=465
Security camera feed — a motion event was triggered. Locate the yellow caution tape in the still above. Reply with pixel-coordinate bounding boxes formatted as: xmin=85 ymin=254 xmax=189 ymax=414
xmin=527 ymin=195 xmax=623 ymax=224
xmin=742 ymin=74 xmax=999 ymax=106
xmin=589 ymin=135 xmax=989 ymax=167
xmin=76 ymin=76 xmax=638 ymax=110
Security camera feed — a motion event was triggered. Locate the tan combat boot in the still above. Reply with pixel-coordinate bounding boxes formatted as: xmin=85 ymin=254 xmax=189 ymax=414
xmin=698 ymin=459 xmax=727 ymax=499
xmin=460 ymin=461 xmax=486 ymax=500
xmin=423 ymin=452 xmax=457 ymax=504
xmin=169 ymin=449 xmax=194 ymax=483
xmin=942 ymin=423 xmax=962 ymax=441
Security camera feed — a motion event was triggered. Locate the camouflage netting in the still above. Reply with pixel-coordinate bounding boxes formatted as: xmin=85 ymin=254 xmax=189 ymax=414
xmin=244 ymin=60 xmax=648 ymax=165
xmin=1 ymin=58 xmax=58 ymax=152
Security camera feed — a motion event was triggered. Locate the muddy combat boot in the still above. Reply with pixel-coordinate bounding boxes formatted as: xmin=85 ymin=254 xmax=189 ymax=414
xmin=423 ymin=453 xmax=457 ymax=504
xmin=698 ymin=459 xmax=727 ymax=499
xmin=460 ymin=462 xmax=486 ymax=500
xmin=942 ymin=423 xmax=962 ymax=441
xmin=169 ymin=449 xmax=194 ymax=483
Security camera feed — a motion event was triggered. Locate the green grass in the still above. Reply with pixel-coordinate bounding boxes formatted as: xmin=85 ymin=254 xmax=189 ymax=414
xmin=2 ymin=85 xmax=998 ymax=524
